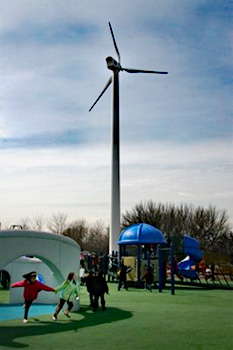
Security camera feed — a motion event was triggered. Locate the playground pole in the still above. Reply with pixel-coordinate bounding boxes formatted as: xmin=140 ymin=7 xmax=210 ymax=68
xmin=147 ymin=250 xmax=151 ymax=268
xmin=158 ymin=245 xmax=163 ymax=293
xmin=170 ymin=243 xmax=175 ymax=295
xmin=119 ymin=245 xmax=122 ymax=267
xmin=137 ymin=245 xmax=141 ymax=287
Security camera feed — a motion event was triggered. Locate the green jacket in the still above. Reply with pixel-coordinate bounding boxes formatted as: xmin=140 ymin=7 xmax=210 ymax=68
xmin=55 ymin=280 xmax=79 ymax=301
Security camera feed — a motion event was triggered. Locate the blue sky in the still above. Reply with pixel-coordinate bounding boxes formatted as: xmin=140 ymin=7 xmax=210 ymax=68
xmin=0 ymin=0 xmax=232 ymax=228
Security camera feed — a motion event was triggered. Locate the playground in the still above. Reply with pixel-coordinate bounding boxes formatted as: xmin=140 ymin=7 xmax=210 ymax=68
xmin=0 ymin=284 xmax=233 ymax=350
xmin=0 ymin=227 xmax=232 ymax=349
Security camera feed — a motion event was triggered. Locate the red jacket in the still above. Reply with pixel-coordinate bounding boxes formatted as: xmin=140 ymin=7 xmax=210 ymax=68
xmin=11 ymin=280 xmax=54 ymax=301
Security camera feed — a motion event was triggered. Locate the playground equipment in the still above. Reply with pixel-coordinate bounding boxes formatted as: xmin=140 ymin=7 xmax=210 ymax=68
xmin=0 ymin=229 xmax=81 ymax=309
xmin=177 ymin=235 xmax=203 ymax=279
xmin=118 ymin=223 xmax=171 ymax=290
xmin=177 ymin=256 xmax=199 ymax=280
xmin=167 ymin=235 xmax=233 ymax=290
xmin=117 ymin=225 xmax=233 ymax=291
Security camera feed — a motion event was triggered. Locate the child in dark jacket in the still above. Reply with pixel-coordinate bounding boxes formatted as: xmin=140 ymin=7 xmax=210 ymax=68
xmin=85 ymin=270 xmax=95 ymax=307
xmin=11 ymin=271 xmax=54 ymax=323
xmin=141 ymin=267 xmax=154 ymax=292
xmin=92 ymin=271 xmax=109 ymax=311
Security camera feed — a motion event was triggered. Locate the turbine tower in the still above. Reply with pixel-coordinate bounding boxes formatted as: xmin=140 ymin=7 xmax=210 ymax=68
xmin=89 ymin=23 xmax=168 ymax=256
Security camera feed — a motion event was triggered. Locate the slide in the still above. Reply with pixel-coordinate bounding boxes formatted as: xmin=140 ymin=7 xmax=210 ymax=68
xmin=177 ymin=236 xmax=203 ymax=280
xmin=177 ymin=256 xmax=199 ymax=280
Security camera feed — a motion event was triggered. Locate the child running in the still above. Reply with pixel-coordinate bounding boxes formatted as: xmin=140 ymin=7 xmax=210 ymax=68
xmin=10 ymin=271 xmax=55 ymax=323
xmin=52 ymin=272 xmax=79 ymax=320
xmin=141 ymin=267 xmax=154 ymax=292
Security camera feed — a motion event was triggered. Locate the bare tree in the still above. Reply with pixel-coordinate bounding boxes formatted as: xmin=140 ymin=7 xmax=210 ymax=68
xmin=31 ymin=214 xmax=44 ymax=231
xmin=63 ymin=219 xmax=89 ymax=248
xmin=19 ymin=217 xmax=31 ymax=230
xmin=122 ymin=201 xmax=232 ymax=257
xmin=47 ymin=212 xmax=68 ymax=234
xmin=84 ymin=220 xmax=109 ymax=255
xmin=189 ymin=206 xmax=231 ymax=251
xmin=64 ymin=219 xmax=109 ymax=254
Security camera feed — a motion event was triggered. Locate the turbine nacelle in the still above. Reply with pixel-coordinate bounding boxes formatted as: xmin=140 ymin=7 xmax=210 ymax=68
xmin=106 ymin=56 xmax=121 ymax=71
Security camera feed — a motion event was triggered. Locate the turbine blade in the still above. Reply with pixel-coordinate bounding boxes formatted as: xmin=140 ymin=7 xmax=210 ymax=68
xmin=89 ymin=77 xmax=112 ymax=112
xmin=109 ymin=22 xmax=121 ymax=63
xmin=122 ymin=67 xmax=168 ymax=74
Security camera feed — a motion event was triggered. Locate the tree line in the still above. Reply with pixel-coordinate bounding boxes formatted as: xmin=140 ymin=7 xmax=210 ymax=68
xmin=122 ymin=201 xmax=233 ymax=262
xmin=1 ymin=213 xmax=109 ymax=256
xmin=2 ymin=201 xmax=232 ymax=262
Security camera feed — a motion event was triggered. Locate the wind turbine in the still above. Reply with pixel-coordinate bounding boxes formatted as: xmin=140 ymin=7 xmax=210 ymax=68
xmin=89 ymin=22 xmax=168 ymax=256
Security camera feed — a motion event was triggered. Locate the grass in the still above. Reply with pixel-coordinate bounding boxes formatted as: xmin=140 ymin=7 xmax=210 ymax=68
xmin=0 ymin=289 xmax=10 ymax=304
xmin=0 ymin=283 xmax=233 ymax=350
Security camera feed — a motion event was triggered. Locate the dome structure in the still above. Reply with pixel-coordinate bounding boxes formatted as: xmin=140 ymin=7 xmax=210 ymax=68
xmin=0 ymin=229 xmax=80 ymax=309
xmin=118 ymin=223 xmax=167 ymax=245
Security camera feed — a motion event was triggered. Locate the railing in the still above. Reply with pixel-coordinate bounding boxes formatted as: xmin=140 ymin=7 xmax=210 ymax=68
xmin=166 ymin=264 xmax=233 ymax=290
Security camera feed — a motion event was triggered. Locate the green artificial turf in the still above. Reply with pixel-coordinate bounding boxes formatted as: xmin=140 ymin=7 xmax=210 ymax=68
xmin=0 ymin=284 xmax=233 ymax=350
xmin=0 ymin=289 xmax=9 ymax=304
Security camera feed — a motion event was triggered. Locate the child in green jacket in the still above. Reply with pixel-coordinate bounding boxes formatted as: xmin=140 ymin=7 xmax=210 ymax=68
xmin=52 ymin=272 xmax=79 ymax=320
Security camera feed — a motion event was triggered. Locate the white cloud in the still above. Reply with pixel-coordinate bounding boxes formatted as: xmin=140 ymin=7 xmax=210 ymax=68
xmin=0 ymin=139 xmax=232 ymax=227
xmin=0 ymin=0 xmax=232 ymax=228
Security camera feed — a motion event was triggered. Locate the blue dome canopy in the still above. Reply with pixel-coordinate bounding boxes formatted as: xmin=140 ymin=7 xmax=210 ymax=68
xmin=118 ymin=223 xmax=167 ymax=245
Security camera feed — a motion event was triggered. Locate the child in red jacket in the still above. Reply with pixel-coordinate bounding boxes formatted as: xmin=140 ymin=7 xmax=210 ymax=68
xmin=11 ymin=271 xmax=54 ymax=323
